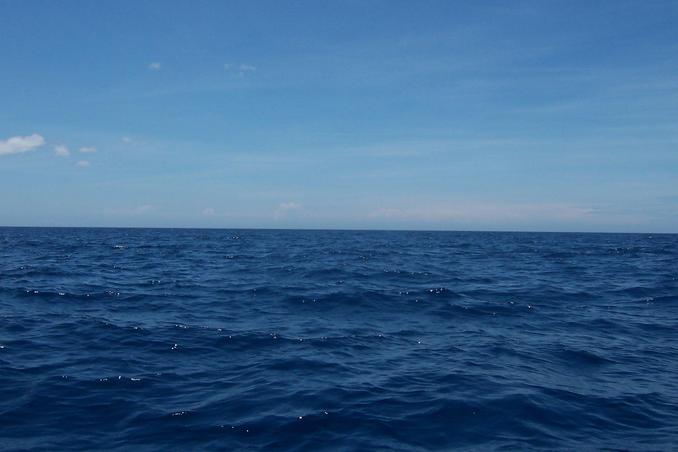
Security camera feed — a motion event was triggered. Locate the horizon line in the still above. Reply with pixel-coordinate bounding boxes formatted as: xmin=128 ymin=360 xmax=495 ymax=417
xmin=0 ymin=225 xmax=675 ymax=235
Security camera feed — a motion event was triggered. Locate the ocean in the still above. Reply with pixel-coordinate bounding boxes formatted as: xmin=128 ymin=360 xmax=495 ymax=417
xmin=1 ymin=227 xmax=677 ymax=450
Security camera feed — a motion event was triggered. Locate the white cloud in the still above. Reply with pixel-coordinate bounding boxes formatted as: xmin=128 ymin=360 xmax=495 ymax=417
xmin=224 ymin=63 xmax=257 ymax=76
xmin=54 ymin=145 xmax=70 ymax=157
xmin=121 ymin=136 xmax=132 ymax=144
xmin=274 ymin=201 xmax=302 ymax=219
xmin=76 ymin=160 xmax=90 ymax=168
xmin=79 ymin=146 xmax=96 ymax=153
xmin=202 ymin=207 xmax=215 ymax=216
xmin=0 ymin=134 xmax=45 ymax=156
xmin=148 ymin=62 xmax=162 ymax=71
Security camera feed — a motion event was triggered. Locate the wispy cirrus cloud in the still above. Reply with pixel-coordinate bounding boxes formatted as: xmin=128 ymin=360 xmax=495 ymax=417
xmin=76 ymin=160 xmax=90 ymax=168
xmin=148 ymin=62 xmax=162 ymax=71
xmin=79 ymin=146 xmax=96 ymax=153
xmin=0 ymin=134 xmax=45 ymax=156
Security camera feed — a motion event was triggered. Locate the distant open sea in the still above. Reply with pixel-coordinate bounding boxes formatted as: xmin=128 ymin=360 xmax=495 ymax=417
xmin=1 ymin=227 xmax=677 ymax=450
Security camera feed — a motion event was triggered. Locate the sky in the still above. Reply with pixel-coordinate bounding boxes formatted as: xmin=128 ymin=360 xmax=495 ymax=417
xmin=1 ymin=0 xmax=677 ymax=232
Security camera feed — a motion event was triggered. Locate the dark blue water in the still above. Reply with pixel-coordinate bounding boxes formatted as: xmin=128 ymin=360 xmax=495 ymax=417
xmin=1 ymin=228 xmax=677 ymax=450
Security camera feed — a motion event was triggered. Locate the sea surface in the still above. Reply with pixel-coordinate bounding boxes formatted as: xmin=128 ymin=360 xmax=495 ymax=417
xmin=1 ymin=228 xmax=677 ymax=450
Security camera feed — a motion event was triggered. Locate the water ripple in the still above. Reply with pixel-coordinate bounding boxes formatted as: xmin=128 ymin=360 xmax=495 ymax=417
xmin=1 ymin=228 xmax=677 ymax=450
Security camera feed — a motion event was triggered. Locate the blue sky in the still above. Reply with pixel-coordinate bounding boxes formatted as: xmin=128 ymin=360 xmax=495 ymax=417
xmin=1 ymin=0 xmax=677 ymax=232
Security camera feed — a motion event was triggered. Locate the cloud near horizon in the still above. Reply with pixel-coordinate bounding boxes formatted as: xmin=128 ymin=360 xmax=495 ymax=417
xmin=368 ymin=203 xmax=596 ymax=223
xmin=0 ymin=134 xmax=45 ymax=156
xmin=103 ymin=204 xmax=154 ymax=216
xmin=274 ymin=201 xmax=303 ymax=219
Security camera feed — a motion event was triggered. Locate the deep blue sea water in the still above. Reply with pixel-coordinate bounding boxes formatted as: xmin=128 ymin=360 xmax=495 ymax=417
xmin=1 ymin=227 xmax=677 ymax=450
